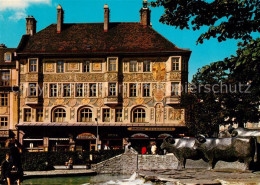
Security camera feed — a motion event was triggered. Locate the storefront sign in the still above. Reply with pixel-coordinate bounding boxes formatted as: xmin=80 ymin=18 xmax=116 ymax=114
xmin=127 ymin=127 xmax=175 ymax=131
xmin=0 ymin=130 xmax=9 ymax=137
xmin=76 ymin=133 xmax=96 ymax=140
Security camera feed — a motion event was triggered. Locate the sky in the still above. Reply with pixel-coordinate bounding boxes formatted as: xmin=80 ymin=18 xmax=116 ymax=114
xmin=0 ymin=0 xmax=246 ymax=81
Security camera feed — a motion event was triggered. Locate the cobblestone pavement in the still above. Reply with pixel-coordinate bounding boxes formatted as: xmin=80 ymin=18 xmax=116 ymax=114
xmin=138 ymin=169 xmax=260 ymax=184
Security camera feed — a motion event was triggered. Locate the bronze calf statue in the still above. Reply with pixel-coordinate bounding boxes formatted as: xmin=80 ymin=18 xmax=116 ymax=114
xmin=161 ymin=137 xmax=206 ymax=169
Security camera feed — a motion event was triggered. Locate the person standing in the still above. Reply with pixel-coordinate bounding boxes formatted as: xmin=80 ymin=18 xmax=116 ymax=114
xmin=141 ymin=146 xmax=147 ymax=154
xmin=1 ymin=153 xmax=12 ymax=185
xmin=151 ymin=143 xmax=157 ymax=155
xmin=68 ymin=158 xmax=73 ymax=170
xmin=8 ymin=138 xmax=23 ymax=185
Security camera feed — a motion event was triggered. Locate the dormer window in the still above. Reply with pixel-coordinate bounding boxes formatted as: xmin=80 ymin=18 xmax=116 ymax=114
xmin=4 ymin=53 xmax=11 ymax=62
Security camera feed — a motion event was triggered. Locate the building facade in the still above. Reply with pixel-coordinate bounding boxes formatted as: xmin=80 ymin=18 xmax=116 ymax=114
xmin=0 ymin=44 xmax=19 ymax=148
xmin=16 ymin=2 xmax=191 ymax=152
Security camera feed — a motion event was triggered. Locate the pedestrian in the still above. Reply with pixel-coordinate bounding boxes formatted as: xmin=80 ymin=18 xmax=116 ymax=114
xmin=68 ymin=158 xmax=73 ymax=170
xmin=8 ymin=138 xmax=23 ymax=185
xmin=1 ymin=153 xmax=12 ymax=185
xmin=151 ymin=142 xmax=157 ymax=155
xmin=141 ymin=146 xmax=147 ymax=154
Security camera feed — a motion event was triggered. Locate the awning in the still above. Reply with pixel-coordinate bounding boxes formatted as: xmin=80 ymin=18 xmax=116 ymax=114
xmin=158 ymin=133 xmax=172 ymax=139
xmin=76 ymin=133 xmax=96 ymax=140
xmin=131 ymin=133 xmax=149 ymax=139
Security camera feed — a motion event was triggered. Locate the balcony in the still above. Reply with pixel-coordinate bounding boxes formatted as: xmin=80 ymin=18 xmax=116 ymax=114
xmin=104 ymin=96 xmax=118 ymax=105
xmin=25 ymin=96 xmax=38 ymax=105
xmin=166 ymin=96 xmax=180 ymax=105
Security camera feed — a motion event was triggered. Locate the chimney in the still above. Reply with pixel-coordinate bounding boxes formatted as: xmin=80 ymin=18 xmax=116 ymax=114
xmin=140 ymin=0 xmax=151 ymax=27
xmin=26 ymin=16 xmax=37 ymax=36
xmin=0 ymin=44 xmax=7 ymax=48
xmin=104 ymin=4 xmax=109 ymax=32
xmin=57 ymin=4 xmax=64 ymax=33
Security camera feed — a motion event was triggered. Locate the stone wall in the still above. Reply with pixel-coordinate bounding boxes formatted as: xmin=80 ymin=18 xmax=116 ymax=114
xmin=92 ymin=153 xmax=249 ymax=174
xmin=92 ymin=153 xmax=138 ymax=174
xmin=137 ymin=154 xmax=178 ymax=171
xmin=92 ymin=153 xmax=179 ymax=174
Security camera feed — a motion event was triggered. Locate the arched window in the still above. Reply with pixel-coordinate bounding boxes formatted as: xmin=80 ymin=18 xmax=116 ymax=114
xmin=79 ymin=108 xmax=92 ymax=122
xmin=133 ymin=108 xmax=146 ymax=123
xmin=53 ymin=108 xmax=66 ymax=122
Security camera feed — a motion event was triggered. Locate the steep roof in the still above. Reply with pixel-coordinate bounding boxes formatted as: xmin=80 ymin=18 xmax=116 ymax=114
xmin=17 ymin=23 xmax=190 ymax=55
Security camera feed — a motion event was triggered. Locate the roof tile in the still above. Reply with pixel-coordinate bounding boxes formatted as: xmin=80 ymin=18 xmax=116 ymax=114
xmin=18 ymin=23 xmax=189 ymax=54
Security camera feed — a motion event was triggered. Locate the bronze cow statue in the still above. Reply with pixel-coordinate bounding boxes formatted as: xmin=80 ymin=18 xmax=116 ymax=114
xmin=195 ymin=135 xmax=257 ymax=170
xmin=161 ymin=137 xmax=206 ymax=169
xmin=230 ymin=127 xmax=260 ymax=137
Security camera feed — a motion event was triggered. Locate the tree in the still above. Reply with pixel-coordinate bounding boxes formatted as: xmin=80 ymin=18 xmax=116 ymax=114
xmin=182 ymin=39 xmax=260 ymax=136
xmin=151 ymin=0 xmax=260 ymax=135
xmin=151 ymin=0 xmax=259 ymax=44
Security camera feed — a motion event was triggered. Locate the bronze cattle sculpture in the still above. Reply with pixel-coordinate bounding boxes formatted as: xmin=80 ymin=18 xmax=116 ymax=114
xmin=230 ymin=127 xmax=260 ymax=137
xmin=195 ymin=135 xmax=257 ymax=170
xmin=161 ymin=137 xmax=206 ymax=169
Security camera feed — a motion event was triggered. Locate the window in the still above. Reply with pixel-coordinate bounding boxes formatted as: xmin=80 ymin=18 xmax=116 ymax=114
xmin=103 ymin=108 xmax=110 ymax=122
xmin=50 ymin=84 xmax=58 ymax=97
xmin=143 ymin=83 xmax=150 ymax=97
xmin=133 ymin=108 xmax=146 ymax=123
xmin=63 ymin=84 xmax=71 ymax=97
xmin=108 ymin=58 xmax=117 ymax=72
xmin=79 ymin=108 xmax=92 ymax=122
xmin=0 ymin=71 xmax=10 ymax=86
xmin=57 ymin=61 xmax=64 ymax=73
xmin=143 ymin=61 xmax=151 ymax=72
xmin=36 ymin=109 xmax=43 ymax=122
xmin=89 ymin=83 xmax=97 ymax=97
xmin=83 ymin=61 xmax=90 ymax=72
xmin=29 ymin=83 xmax=37 ymax=96
xmin=129 ymin=61 xmax=137 ymax=72
xmin=171 ymin=82 xmax=180 ymax=96
xmin=4 ymin=53 xmax=11 ymax=62
xmin=76 ymin=83 xmax=83 ymax=97
xmin=24 ymin=109 xmax=31 ymax=122
xmin=0 ymin=93 xmax=8 ymax=106
xmin=29 ymin=59 xmax=37 ymax=72
xmin=116 ymin=109 xmax=122 ymax=122
xmin=129 ymin=83 xmax=137 ymax=97
xmin=53 ymin=108 xmax=66 ymax=122
xmin=172 ymin=57 xmax=180 ymax=71
xmin=0 ymin=117 xmax=8 ymax=127
xmin=109 ymin=83 xmax=116 ymax=96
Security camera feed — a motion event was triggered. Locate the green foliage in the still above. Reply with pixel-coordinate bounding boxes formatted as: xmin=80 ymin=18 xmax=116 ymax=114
xmin=151 ymin=0 xmax=260 ymax=135
xmin=151 ymin=0 xmax=259 ymax=44
xmin=0 ymin=150 xmax=124 ymax=171
xmin=183 ymin=38 xmax=260 ymax=136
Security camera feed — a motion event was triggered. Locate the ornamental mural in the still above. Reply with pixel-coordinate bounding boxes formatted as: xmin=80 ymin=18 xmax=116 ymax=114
xmin=168 ymin=108 xmax=184 ymax=121
xmin=152 ymin=62 xmax=166 ymax=81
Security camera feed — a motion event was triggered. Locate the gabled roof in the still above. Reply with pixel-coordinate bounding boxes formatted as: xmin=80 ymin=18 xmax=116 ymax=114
xmin=17 ymin=22 xmax=190 ymax=55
